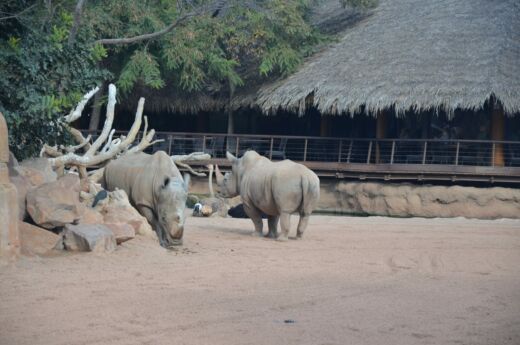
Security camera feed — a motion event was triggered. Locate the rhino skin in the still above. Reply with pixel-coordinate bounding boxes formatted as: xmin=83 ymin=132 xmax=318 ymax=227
xmin=216 ymin=151 xmax=320 ymax=241
xmin=102 ymin=151 xmax=190 ymax=248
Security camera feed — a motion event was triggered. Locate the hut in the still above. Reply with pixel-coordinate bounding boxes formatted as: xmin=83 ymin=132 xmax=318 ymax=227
xmin=254 ymin=0 xmax=520 ymax=166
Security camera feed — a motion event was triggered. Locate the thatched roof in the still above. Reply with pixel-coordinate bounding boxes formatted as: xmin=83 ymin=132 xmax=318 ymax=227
xmin=256 ymin=0 xmax=520 ymax=117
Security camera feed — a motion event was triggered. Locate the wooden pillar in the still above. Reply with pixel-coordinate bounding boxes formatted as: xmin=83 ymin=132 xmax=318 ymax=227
xmin=375 ymin=111 xmax=387 ymax=163
xmin=320 ymin=116 xmax=329 ymax=137
xmin=491 ymin=103 xmax=505 ymax=166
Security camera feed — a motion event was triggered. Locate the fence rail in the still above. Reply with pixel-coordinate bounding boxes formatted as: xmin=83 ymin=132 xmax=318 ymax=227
xmin=81 ymin=130 xmax=520 ymax=183
xmin=82 ymin=130 xmax=520 ymax=167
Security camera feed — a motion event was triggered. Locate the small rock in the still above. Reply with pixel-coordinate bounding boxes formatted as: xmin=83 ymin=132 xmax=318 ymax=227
xmin=104 ymin=223 xmax=135 ymax=244
xmin=60 ymin=224 xmax=116 ymax=252
xmin=19 ymin=221 xmax=60 ymax=256
xmin=201 ymin=204 xmax=214 ymax=217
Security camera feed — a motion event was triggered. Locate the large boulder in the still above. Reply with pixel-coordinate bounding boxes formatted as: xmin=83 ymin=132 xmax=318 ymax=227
xmin=102 ymin=189 xmax=156 ymax=239
xmin=13 ymin=158 xmax=57 ymax=187
xmin=19 ymin=221 xmax=60 ymax=256
xmin=26 ymin=174 xmax=85 ymax=229
xmin=58 ymin=224 xmax=116 ymax=253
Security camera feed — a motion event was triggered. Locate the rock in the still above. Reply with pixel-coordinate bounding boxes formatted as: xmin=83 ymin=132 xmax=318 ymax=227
xmin=14 ymin=158 xmax=57 ymax=187
xmin=0 ymin=112 xmax=20 ymax=261
xmin=104 ymin=223 xmax=135 ymax=244
xmin=26 ymin=174 xmax=85 ymax=229
xmin=19 ymin=221 xmax=60 ymax=256
xmin=9 ymin=174 xmax=30 ymax=220
xmin=79 ymin=207 xmax=104 ymax=225
xmin=7 ymin=151 xmax=18 ymax=175
xmin=103 ymin=190 xmax=156 ymax=239
xmin=200 ymin=197 xmax=229 ymax=217
xmin=60 ymin=224 xmax=116 ymax=252
xmin=201 ymin=204 xmax=214 ymax=217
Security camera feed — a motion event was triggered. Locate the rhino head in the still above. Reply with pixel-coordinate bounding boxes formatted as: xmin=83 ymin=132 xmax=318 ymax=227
xmin=215 ymin=152 xmax=240 ymax=198
xmin=155 ymin=173 xmax=190 ymax=247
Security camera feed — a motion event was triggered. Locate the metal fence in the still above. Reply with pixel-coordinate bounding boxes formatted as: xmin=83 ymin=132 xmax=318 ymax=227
xmin=81 ymin=130 xmax=520 ymax=168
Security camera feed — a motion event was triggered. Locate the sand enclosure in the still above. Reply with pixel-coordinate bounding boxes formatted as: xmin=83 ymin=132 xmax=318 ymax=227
xmin=1 ymin=215 xmax=519 ymax=345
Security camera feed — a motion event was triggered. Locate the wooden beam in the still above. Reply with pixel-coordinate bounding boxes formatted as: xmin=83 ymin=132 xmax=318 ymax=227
xmin=491 ymin=103 xmax=505 ymax=166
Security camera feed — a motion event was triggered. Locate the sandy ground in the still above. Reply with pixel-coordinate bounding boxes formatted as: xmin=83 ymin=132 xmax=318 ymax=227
xmin=1 ymin=215 xmax=520 ymax=345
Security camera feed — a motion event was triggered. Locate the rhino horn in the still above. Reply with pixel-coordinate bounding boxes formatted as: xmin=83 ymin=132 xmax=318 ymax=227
xmin=215 ymin=165 xmax=224 ymax=185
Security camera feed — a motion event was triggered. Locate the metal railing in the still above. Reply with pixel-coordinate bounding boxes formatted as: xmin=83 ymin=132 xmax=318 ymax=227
xmin=81 ymin=130 xmax=520 ymax=168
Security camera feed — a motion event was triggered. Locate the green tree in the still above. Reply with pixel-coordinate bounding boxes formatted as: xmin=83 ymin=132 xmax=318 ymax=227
xmin=0 ymin=1 xmax=110 ymax=159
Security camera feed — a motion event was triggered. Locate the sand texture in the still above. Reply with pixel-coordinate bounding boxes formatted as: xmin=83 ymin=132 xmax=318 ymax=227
xmin=1 ymin=215 xmax=519 ymax=345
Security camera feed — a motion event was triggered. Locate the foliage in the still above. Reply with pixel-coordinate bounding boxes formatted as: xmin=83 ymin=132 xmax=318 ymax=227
xmin=0 ymin=1 xmax=111 ymax=159
xmin=0 ymin=0 xmax=374 ymax=158
xmin=84 ymin=0 xmax=327 ymax=95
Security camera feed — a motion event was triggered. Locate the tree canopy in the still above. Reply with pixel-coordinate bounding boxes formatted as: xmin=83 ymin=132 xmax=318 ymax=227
xmin=0 ymin=0 xmax=373 ymax=159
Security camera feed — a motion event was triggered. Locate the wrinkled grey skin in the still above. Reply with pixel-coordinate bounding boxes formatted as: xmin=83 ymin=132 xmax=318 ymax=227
xmin=103 ymin=151 xmax=190 ymax=248
xmin=216 ymin=151 xmax=320 ymax=241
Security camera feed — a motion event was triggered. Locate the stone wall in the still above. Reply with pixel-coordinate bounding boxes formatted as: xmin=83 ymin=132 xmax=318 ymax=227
xmin=319 ymin=180 xmax=520 ymax=219
xmin=190 ymin=176 xmax=520 ymax=219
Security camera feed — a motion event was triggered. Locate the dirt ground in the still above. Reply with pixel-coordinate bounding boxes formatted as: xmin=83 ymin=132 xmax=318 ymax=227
xmin=1 ymin=215 xmax=519 ymax=345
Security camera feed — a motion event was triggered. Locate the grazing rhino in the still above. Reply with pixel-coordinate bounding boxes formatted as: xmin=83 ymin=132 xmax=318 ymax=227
xmin=103 ymin=151 xmax=190 ymax=248
xmin=215 ymin=151 xmax=320 ymax=241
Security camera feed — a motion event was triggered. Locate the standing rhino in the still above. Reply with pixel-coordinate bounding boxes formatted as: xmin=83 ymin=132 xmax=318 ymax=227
xmin=216 ymin=151 xmax=320 ymax=241
xmin=103 ymin=151 xmax=190 ymax=247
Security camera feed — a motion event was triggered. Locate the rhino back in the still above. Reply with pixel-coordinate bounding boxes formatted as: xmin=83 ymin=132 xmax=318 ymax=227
xmin=241 ymin=160 xmax=319 ymax=215
xmin=103 ymin=151 xmax=179 ymax=209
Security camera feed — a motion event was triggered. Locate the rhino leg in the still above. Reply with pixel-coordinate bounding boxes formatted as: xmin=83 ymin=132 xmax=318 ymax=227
xmin=266 ymin=216 xmax=279 ymax=239
xmin=277 ymin=212 xmax=291 ymax=241
xmin=244 ymin=204 xmax=263 ymax=237
xmin=296 ymin=213 xmax=310 ymax=239
xmin=138 ymin=206 xmax=166 ymax=246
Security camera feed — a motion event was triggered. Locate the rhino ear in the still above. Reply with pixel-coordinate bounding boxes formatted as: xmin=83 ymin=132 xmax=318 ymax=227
xmin=183 ymin=173 xmax=191 ymax=192
xmin=226 ymin=151 xmax=237 ymax=163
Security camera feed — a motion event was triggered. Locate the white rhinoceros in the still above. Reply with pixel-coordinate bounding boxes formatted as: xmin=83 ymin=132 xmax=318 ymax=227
xmin=216 ymin=151 xmax=320 ymax=241
xmin=103 ymin=151 xmax=190 ymax=247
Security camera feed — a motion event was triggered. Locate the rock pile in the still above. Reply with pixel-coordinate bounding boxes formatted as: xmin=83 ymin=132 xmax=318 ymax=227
xmin=6 ymin=155 xmax=159 ymax=255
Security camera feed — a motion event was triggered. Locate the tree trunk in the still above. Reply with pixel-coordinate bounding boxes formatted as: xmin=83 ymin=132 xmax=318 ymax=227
xmin=226 ymin=79 xmax=236 ymax=152
xmin=491 ymin=103 xmax=505 ymax=166
xmin=88 ymin=84 xmax=103 ymax=131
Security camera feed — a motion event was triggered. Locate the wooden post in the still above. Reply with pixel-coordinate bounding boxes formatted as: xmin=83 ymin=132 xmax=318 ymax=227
xmin=367 ymin=141 xmax=373 ymax=164
xmin=491 ymin=103 xmax=505 ymax=166
xmin=320 ymin=116 xmax=329 ymax=137
xmin=303 ymin=139 xmax=308 ymax=161
xmin=390 ymin=141 xmax=396 ymax=164
xmin=422 ymin=141 xmax=428 ymax=164
xmin=376 ymin=111 xmax=387 ymax=163
xmin=338 ymin=140 xmax=343 ymax=163
xmin=269 ymin=138 xmax=274 ymax=160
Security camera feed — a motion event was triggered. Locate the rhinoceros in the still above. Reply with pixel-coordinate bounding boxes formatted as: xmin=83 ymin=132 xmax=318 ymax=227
xmin=102 ymin=151 xmax=190 ymax=247
xmin=215 ymin=151 xmax=320 ymax=241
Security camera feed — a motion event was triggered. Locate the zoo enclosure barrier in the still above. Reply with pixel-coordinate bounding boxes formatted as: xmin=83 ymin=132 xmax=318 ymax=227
xmin=81 ymin=130 xmax=520 ymax=168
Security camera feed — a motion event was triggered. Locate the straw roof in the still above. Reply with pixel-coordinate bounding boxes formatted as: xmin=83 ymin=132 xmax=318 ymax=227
xmin=256 ymin=0 xmax=520 ymax=117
